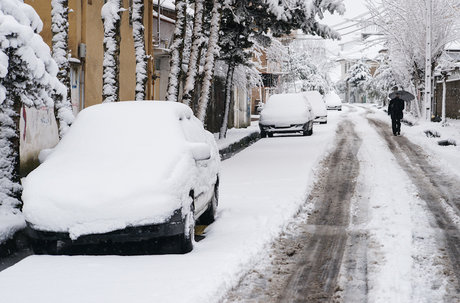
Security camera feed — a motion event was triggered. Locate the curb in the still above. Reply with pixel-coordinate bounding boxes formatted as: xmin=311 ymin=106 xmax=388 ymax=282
xmin=219 ymin=131 xmax=261 ymax=160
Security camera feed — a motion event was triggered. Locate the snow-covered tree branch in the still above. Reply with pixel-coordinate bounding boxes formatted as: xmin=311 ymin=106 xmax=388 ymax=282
xmin=131 ymin=0 xmax=148 ymax=101
xmin=166 ymin=0 xmax=188 ymax=102
xmin=101 ymin=0 xmax=123 ymax=103
xmin=367 ymin=0 xmax=460 ymax=117
xmin=51 ymin=0 xmax=74 ymax=137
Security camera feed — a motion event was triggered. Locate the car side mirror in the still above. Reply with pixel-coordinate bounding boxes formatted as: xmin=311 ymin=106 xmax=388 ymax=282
xmin=189 ymin=142 xmax=211 ymax=161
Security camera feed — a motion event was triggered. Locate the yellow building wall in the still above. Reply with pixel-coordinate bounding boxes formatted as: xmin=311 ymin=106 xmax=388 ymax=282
xmin=25 ymin=0 xmax=154 ymax=108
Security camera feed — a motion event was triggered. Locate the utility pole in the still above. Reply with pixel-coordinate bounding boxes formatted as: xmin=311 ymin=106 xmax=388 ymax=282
xmin=424 ymin=0 xmax=432 ymax=121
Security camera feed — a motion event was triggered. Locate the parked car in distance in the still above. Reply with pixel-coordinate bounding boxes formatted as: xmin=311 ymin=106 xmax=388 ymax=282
xmin=23 ymin=101 xmax=220 ymax=254
xmin=325 ymin=91 xmax=342 ymax=111
xmin=302 ymin=91 xmax=328 ymax=124
xmin=259 ymin=93 xmax=314 ymax=137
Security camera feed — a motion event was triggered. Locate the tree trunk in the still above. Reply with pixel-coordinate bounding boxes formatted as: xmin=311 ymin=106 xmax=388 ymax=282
xmin=51 ymin=0 xmax=74 ymax=138
xmin=197 ymin=0 xmax=222 ymax=121
xmin=102 ymin=0 xmax=123 ymax=103
xmin=219 ymin=64 xmax=235 ymax=139
xmin=166 ymin=0 xmax=187 ymax=102
xmin=182 ymin=0 xmax=205 ymax=107
xmin=132 ymin=0 xmax=148 ymax=101
xmin=0 ymin=96 xmax=23 ymax=209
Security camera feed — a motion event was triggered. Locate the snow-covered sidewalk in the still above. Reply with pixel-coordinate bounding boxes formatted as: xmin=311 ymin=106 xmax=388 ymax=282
xmin=0 ymin=112 xmax=342 ymax=302
xmin=369 ymin=106 xmax=460 ymax=178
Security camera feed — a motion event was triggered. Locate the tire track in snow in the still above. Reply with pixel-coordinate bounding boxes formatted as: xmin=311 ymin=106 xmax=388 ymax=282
xmin=277 ymin=120 xmax=362 ymax=303
xmin=222 ymin=120 xmax=362 ymax=303
xmin=368 ymin=117 xmax=460 ymax=293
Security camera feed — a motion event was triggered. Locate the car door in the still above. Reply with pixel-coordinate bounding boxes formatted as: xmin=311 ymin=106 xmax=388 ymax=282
xmin=180 ymin=115 xmax=216 ymax=216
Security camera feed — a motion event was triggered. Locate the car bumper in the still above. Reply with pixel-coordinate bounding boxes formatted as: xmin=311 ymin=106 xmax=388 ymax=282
xmin=26 ymin=210 xmax=185 ymax=245
xmin=327 ymin=106 xmax=342 ymax=110
xmin=259 ymin=123 xmax=308 ymax=133
xmin=314 ymin=116 xmax=327 ymax=123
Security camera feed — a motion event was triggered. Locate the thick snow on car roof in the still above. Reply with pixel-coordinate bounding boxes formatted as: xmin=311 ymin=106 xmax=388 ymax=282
xmin=260 ymin=93 xmax=312 ymax=124
xmin=301 ymin=91 xmax=327 ymax=115
xmin=22 ymin=101 xmax=206 ymax=239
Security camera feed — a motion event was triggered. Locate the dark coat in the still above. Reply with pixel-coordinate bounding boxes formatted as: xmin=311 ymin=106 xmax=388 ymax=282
xmin=388 ymin=97 xmax=405 ymax=119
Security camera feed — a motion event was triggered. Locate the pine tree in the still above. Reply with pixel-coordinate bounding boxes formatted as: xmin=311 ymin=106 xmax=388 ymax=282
xmin=346 ymin=59 xmax=372 ymax=103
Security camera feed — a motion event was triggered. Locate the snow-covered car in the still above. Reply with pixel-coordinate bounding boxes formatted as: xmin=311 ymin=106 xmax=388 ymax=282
xmin=259 ymin=93 xmax=314 ymax=137
xmin=302 ymin=91 xmax=328 ymax=124
xmin=325 ymin=91 xmax=342 ymax=111
xmin=23 ymin=101 xmax=220 ymax=254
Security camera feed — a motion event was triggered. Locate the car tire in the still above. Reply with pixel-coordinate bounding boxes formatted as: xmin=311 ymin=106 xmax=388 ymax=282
xmin=260 ymin=130 xmax=267 ymax=138
xmin=200 ymin=182 xmax=219 ymax=225
xmin=180 ymin=203 xmax=195 ymax=254
xmin=305 ymin=124 xmax=313 ymax=136
xmin=267 ymin=132 xmax=273 ymax=137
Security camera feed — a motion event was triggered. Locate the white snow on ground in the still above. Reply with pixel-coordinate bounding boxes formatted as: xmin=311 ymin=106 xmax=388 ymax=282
xmin=0 ymin=112 xmax=342 ymax=303
xmin=338 ymin=105 xmax=451 ymax=303
xmin=369 ymin=106 xmax=460 ymax=179
xmin=1 ymin=105 xmax=459 ymax=303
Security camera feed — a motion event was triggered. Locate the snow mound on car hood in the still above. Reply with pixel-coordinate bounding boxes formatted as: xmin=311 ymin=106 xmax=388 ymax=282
xmin=325 ymin=91 xmax=342 ymax=106
xmin=260 ymin=93 xmax=311 ymax=125
xmin=22 ymin=102 xmax=200 ymax=238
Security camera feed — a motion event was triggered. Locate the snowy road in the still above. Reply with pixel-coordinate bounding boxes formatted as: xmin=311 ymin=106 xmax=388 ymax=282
xmin=1 ymin=105 xmax=459 ymax=303
xmin=0 ymin=109 xmax=341 ymax=303
xmin=223 ymin=105 xmax=460 ymax=302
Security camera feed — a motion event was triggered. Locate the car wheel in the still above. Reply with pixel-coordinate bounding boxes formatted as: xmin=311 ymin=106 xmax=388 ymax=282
xmin=199 ymin=182 xmax=219 ymax=225
xmin=260 ymin=130 xmax=267 ymax=138
xmin=180 ymin=203 xmax=195 ymax=253
xmin=267 ymin=132 xmax=273 ymax=137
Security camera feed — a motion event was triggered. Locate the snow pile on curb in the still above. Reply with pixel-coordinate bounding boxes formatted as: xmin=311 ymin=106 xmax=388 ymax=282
xmin=214 ymin=122 xmax=260 ymax=150
xmin=0 ymin=210 xmax=25 ymax=244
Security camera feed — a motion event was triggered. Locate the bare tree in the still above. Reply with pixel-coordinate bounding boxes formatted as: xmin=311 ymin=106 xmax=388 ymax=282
xmin=51 ymin=0 xmax=74 ymax=137
xmin=131 ymin=0 xmax=148 ymax=100
xmin=367 ymin=0 xmax=460 ymax=118
xmin=166 ymin=0 xmax=188 ymax=102
xmin=182 ymin=0 xmax=205 ymax=107
xmin=101 ymin=0 xmax=123 ymax=103
xmin=197 ymin=0 xmax=222 ymax=121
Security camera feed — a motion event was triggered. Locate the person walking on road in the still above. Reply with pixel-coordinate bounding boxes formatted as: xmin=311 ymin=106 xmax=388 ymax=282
xmin=388 ymin=92 xmax=405 ymax=136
